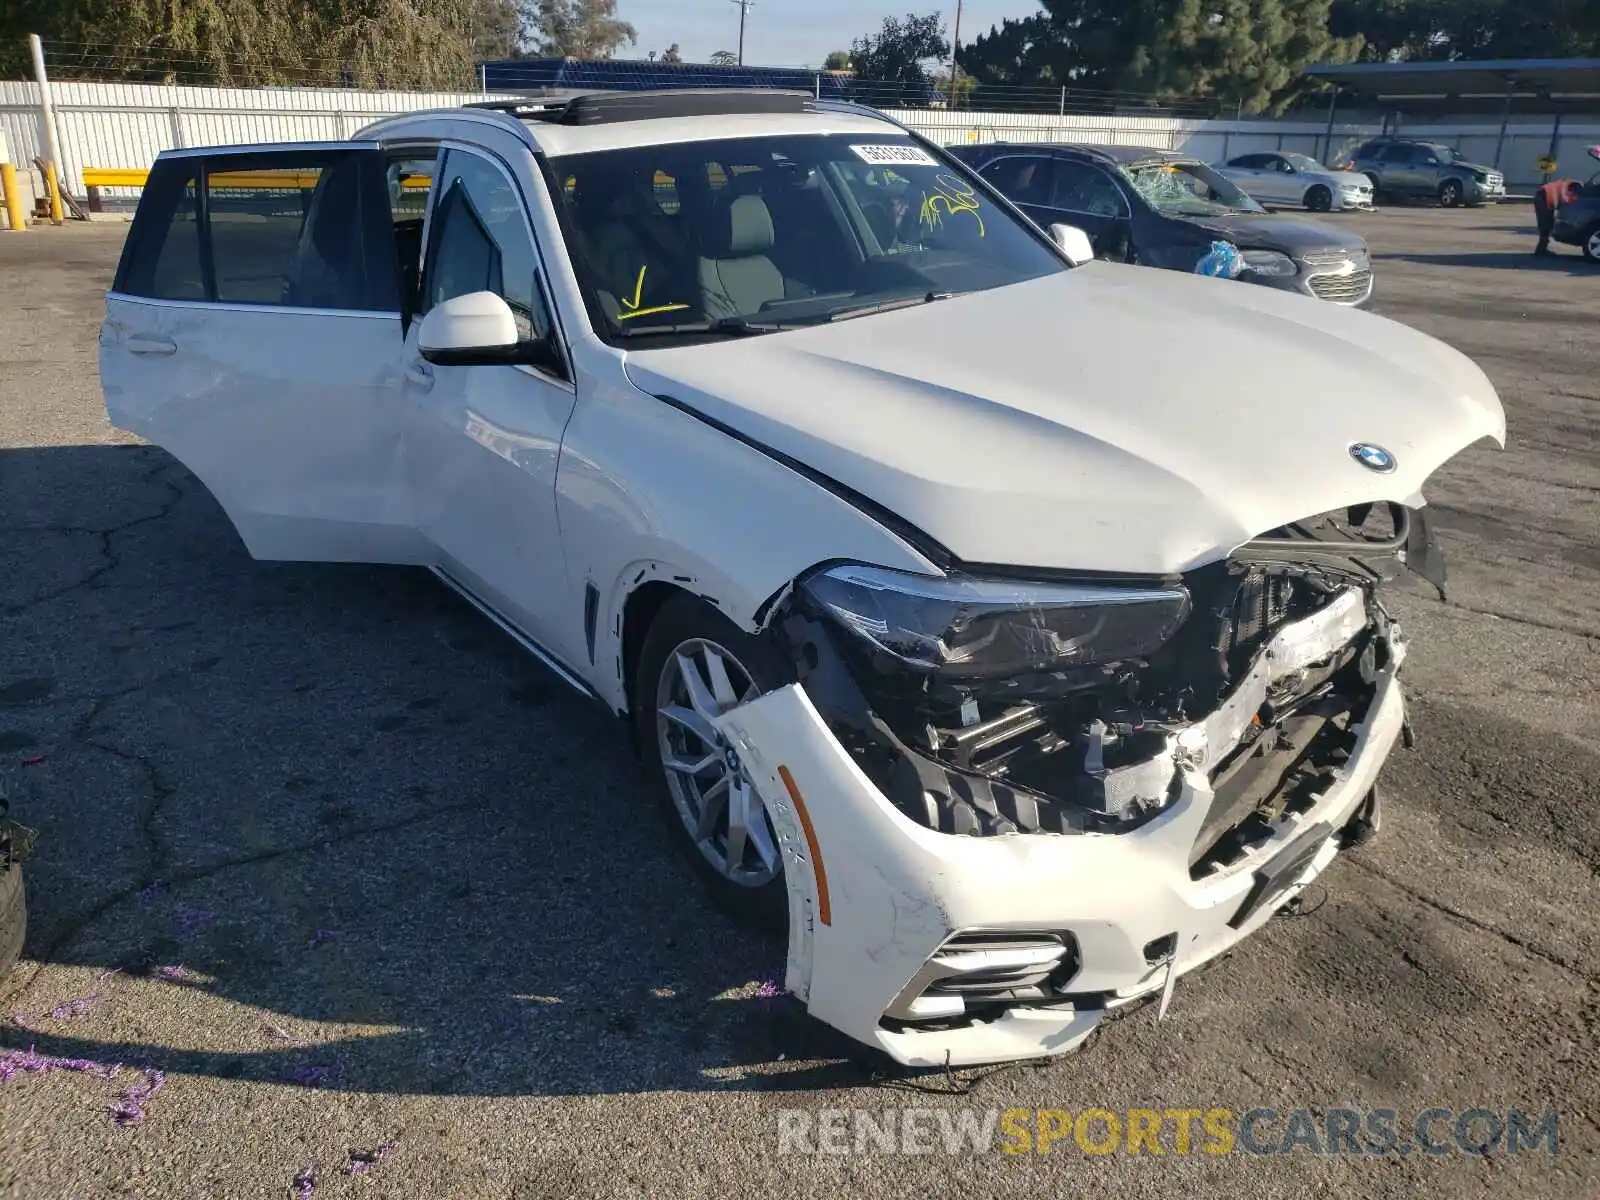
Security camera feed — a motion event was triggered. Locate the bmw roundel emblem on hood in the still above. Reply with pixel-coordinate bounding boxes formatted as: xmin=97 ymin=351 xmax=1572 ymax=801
xmin=1349 ymin=442 xmax=1397 ymax=473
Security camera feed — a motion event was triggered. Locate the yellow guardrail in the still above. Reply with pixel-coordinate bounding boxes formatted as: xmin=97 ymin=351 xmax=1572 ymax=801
xmin=82 ymin=167 xmax=433 ymax=190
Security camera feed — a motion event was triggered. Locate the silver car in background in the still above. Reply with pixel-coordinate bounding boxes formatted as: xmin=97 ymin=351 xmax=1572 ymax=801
xmin=1218 ymin=152 xmax=1375 ymax=212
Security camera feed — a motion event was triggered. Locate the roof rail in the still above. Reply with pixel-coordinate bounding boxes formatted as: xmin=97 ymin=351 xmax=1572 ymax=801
xmin=472 ymin=87 xmax=816 ymax=127
xmin=463 ymin=89 xmax=612 ymax=118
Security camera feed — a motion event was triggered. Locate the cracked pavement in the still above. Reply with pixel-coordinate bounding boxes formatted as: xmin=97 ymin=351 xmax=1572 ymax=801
xmin=0 ymin=208 xmax=1596 ymax=1198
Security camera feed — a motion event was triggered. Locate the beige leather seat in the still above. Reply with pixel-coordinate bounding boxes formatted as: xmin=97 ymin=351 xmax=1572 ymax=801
xmin=699 ymin=193 xmax=787 ymax=319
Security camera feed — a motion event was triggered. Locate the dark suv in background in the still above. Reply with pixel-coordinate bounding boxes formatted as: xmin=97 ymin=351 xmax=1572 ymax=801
xmin=948 ymin=142 xmax=1374 ymax=306
xmin=1341 ymin=138 xmax=1506 ymax=207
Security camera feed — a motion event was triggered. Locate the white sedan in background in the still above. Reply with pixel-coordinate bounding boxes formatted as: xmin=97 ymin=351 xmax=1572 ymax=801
xmin=1217 ymin=152 xmax=1375 ymax=212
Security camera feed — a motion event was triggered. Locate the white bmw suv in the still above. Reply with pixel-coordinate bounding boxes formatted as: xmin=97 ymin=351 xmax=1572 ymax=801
xmin=99 ymin=89 xmax=1505 ymax=1068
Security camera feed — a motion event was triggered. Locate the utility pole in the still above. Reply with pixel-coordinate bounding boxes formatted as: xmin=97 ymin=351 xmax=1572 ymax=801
xmin=731 ymin=0 xmax=754 ymax=66
xmin=948 ymin=0 xmax=964 ymax=109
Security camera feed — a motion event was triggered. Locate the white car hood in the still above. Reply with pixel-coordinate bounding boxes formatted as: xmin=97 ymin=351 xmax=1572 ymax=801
xmin=622 ymin=266 xmax=1505 ymax=575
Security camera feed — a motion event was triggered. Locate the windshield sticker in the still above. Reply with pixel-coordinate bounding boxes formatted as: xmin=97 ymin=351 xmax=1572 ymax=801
xmin=918 ymin=175 xmax=985 ymax=237
xmin=850 ymin=144 xmax=938 ymax=167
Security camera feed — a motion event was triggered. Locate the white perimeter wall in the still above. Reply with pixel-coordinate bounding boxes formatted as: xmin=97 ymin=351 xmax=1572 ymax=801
xmin=2 ymin=79 xmax=1596 ymax=197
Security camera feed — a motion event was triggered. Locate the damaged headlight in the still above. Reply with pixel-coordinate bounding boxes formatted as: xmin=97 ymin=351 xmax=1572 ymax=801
xmin=1240 ymin=249 xmax=1297 ymax=277
xmin=801 ymin=564 xmax=1190 ymax=680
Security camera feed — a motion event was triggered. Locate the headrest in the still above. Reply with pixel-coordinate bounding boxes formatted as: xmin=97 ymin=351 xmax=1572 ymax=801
xmin=711 ymin=193 xmax=775 ymax=257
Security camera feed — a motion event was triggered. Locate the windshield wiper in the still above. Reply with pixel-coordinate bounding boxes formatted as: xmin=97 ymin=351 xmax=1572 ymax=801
xmin=613 ymin=316 xmax=783 ymax=339
xmin=826 ymin=291 xmax=953 ymax=323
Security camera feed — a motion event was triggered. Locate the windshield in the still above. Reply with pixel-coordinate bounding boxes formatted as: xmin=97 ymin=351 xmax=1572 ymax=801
xmin=1282 ymin=152 xmax=1325 ymax=172
xmin=545 ymin=134 xmax=1066 ymax=343
xmin=1121 ymin=160 xmax=1265 ymax=216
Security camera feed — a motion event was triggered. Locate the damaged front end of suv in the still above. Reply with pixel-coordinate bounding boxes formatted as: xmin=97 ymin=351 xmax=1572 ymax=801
xmin=713 ymin=503 xmax=1444 ymax=1067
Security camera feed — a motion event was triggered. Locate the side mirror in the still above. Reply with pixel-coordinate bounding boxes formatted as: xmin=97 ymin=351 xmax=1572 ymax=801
xmin=418 ymin=291 xmax=526 ymax=366
xmin=1049 ymin=223 xmax=1096 ymax=266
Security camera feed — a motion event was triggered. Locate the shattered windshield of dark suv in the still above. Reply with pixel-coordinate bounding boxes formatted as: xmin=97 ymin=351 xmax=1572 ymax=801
xmin=544 ymin=134 xmax=1068 ymax=344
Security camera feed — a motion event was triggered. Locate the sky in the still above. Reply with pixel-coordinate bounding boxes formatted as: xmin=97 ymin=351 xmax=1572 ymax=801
xmin=616 ymin=1 xmax=1036 ymax=69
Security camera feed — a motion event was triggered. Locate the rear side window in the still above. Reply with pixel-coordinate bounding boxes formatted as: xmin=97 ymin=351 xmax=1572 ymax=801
xmin=1230 ymin=153 xmax=1270 ymax=169
xmin=114 ymin=149 xmax=400 ymax=312
xmin=206 ymin=166 xmax=320 ymax=304
xmin=114 ymin=159 xmax=204 ymax=301
xmin=1049 ymin=161 xmax=1127 ymax=217
xmin=979 ymin=156 xmax=1056 ymax=206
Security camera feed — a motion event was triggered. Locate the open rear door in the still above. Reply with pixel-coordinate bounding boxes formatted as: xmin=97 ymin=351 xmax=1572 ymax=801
xmin=99 ymin=143 xmax=428 ymax=564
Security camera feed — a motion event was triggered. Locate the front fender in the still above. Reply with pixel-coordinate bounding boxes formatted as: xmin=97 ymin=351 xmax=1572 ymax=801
xmin=557 ymin=366 xmax=939 ymax=712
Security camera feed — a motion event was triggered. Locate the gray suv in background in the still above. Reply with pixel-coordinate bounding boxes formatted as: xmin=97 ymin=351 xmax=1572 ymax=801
xmin=1343 ymin=138 xmax=1506 ymax=207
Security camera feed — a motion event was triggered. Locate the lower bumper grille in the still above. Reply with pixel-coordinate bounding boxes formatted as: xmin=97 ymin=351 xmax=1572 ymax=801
xmin=1308 ymin=267 xmax=1373 ymax=303
xmin=884 ymin=931 xmax=1081 ymax=1023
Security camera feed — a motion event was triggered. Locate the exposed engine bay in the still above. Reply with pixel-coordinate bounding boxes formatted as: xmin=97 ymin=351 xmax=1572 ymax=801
xmin=766 ymin=504 xmax=1439 ymax=864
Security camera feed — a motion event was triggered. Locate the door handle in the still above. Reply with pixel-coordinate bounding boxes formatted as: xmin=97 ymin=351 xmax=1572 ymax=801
xmin=404 ymin=361 xmax=434 ymax=392
xmin=126 ymin=336 xmax=177 ymax=356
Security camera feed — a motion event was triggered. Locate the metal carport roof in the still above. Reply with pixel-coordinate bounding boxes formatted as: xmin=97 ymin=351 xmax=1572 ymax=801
xmin=1304 ymin=59 xmax=1600 ymax=114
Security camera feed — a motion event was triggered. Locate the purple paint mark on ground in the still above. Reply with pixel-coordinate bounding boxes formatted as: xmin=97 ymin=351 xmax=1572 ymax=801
xmin=46 ymin=969 xmax=121 ymax=1020
xmin=753 ymin=974 xmax=784 ymax=1001
xmin=175 ymin=907 xmax=217 ymax=937
xmin=154 ymin=965 xmax=186 ymax=982
xmin=293 ymin=1162 xmax=318 ymax=1199
xmin=10 ymin=1011 xmax=37 ymax=1031
xmin=282 ymin=1063 xmax=335 ymax=1087
xmin=109 ymin=1066 xmax=166 ymax=1127
xmin=346 ymin=1138 xmax=398 ymax=1176
xmin=0 ymin=1046 xmax=119 ymax=1084
xmin=306 ymin=928 xmax=345 ymax=949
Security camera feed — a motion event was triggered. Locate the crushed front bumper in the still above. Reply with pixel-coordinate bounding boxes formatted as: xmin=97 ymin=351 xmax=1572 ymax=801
xmin=714 ymin=590 xmax=1404 ymax=1067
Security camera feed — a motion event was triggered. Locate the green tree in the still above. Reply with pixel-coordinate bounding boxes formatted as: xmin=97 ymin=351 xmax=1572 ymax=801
xmin=660 ymin=42 xmax=683 ymax=64
xmin=523 ymin=0 xmax=636 ymax=58
xmin=956 ymin=16 xmax=1057 ymax=87
xmin=1329 ymin=0 xmax=1599 ymax=60
xmin=961 ymin=0 xmax=1361 ymax=114
xmin=848 ymin=13 xmax=949 ymax=106
xmin=709 ymin=49 xmax=739 ymax=66
xmin=932 ymin=66 xmax=977 ymax=106
xmin=2 ymin=0 xmax=485 ymax=87
xmin=823 ymin=49 xmax=853 ymax=70
xmin=470 ymin=0 xmax=521 ymax=60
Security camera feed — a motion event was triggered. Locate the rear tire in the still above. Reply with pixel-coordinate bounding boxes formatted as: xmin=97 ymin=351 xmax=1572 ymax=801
xmin=1305 ymin=185 xmax=1333 ymax=213
xmin=1582 ymin=223 xmax=1600 ymax=263
xmin=0 ymin=864 xmax=23 ymax=983
xmin=633 ymin=593 xmax=790 ymax=932
xmin=1438 ymin=178 xmax=1464 ymax=208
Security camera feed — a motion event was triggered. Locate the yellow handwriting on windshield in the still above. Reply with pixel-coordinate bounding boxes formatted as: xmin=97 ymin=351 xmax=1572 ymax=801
xmin=919 ymin=174 xmax=985 ymax=237
xmin=617 ymin=264 xmax=691 ymax=322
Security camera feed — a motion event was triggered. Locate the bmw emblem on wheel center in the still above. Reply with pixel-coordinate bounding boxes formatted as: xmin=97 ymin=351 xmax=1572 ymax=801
xmin=1349 ymin=442 xmax=1397 ymax=473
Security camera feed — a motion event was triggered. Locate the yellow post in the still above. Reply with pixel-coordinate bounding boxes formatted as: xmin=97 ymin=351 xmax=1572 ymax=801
xmin=43 ymin=161 xmax=64 ymax=225
xmin=0 ymin=162 xmax=25 ymax=231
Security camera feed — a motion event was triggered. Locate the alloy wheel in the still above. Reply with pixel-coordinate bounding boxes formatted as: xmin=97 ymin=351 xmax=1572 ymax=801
xmin=1585 ymin=226 xmax=1600 ymax=262
xmin=1439 ymin=180 xmax=1462 ymax=207
xmin=654 ymin=638 xmax=780 ymax=888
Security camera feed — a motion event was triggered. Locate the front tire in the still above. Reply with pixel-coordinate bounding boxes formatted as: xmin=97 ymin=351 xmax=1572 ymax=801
xmin=634 ymin=594 xmax=789 ymax=931
xmin=1438 ymin=178 xmax=1464 ymax=208
xmin=1305 ymin=184 xmax=1333 ymax=212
